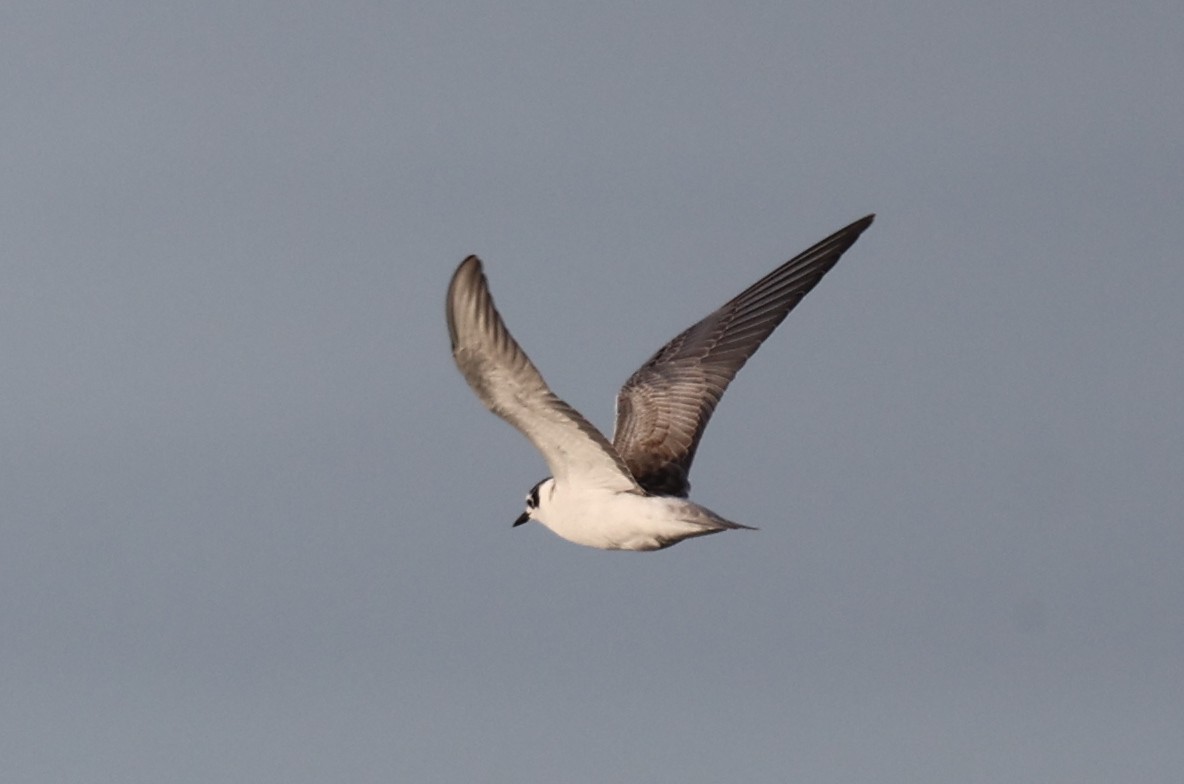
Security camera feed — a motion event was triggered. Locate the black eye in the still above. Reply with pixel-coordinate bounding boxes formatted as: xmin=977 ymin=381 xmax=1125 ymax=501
xmin=527 ymin=481 xmax=542 ymax=508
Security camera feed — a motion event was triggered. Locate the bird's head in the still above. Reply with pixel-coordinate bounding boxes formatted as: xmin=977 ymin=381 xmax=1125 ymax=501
xmin=513 ymin=477 xmax=553 ymax=528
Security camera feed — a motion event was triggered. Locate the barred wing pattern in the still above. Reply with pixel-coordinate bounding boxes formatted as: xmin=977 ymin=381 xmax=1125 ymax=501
xmin=612 ymin=215 xmax=875 ymax=496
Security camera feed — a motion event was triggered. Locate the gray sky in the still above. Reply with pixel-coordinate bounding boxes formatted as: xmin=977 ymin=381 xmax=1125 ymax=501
xmin=3 ymin=2 xmax=1182 ymax=782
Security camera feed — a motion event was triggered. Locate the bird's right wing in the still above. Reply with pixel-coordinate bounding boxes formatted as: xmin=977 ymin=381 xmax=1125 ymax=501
xmin=447 ymin=256 xmax=640 ymax=492
xmin=613 ymin=215 xmax=875 ymax=496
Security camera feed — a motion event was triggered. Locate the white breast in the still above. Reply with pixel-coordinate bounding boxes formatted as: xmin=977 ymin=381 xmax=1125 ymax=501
xmin=533 ymin=484 xmax=735 ymax=551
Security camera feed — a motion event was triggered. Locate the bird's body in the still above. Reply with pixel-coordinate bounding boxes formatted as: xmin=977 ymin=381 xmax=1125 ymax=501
xmin=446 ymin=214 xmax=874 ymax=551
xmin=521 ymin=476 xmax=748 ymax=551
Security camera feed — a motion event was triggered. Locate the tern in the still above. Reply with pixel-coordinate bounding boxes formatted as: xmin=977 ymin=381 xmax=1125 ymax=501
xmin=446 ymin=214 xmax=874 ymax=550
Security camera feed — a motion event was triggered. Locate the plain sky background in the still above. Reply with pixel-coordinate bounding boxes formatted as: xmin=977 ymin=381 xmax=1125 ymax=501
xmin=3 ymin=2 xmax=1182 ymax=782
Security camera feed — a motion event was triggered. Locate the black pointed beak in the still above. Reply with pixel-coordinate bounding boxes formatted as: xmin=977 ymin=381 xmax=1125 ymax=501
xmin=513 ymin=511 xmax=530 ymax=527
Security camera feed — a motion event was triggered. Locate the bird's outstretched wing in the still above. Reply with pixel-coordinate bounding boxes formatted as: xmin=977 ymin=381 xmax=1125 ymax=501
xmin=612 ymin=215 xmax=875 ymax=496
xmin=447 ymin=256 xmax=640 ymax=492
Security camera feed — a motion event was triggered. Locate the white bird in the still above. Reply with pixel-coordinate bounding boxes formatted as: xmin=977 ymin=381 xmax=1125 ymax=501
xmin=446 ymin=215 xmax=874 ymax=550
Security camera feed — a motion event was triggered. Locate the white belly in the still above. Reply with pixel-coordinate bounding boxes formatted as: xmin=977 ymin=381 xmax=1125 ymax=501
xmin=533 ymin=484 xmax=736 ymax=551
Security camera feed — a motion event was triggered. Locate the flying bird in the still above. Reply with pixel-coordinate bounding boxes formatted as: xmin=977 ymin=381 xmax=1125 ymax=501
xmin=446 ymin=215 xmax=874 ymax=550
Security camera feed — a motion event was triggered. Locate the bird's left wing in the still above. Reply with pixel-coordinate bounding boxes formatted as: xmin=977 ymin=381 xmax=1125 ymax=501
xmin=447 ymin=256 xmax=641 ymax=492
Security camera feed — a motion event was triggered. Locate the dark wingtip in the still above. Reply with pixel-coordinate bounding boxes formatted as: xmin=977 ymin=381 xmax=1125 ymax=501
xmin=821 ymin=214 xmax=876 ymax=257
xmin=850 ymin=213 xmax=876 ymax=233
xmin=446 ymin=255 xmax=484 ymax=351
